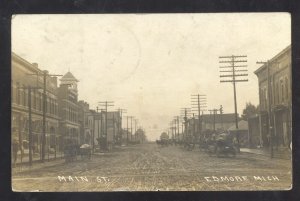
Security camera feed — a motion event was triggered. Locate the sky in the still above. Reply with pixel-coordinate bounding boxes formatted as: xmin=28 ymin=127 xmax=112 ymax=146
xmin=12 ymin=13 xmax=291 ymax=141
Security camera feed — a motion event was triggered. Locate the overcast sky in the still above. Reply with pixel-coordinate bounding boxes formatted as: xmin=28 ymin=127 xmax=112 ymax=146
xmin=12 ymin=13 xmax=290 ymax=141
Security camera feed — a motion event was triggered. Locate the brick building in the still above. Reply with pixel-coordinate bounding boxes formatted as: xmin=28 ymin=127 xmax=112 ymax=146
xmin=249 ymin=45 xmax=291 ymax=148
xmin=57 ymin=71 xmax=80 ymax=147
xmin=11 ymin=53 xmax=60 ymax=157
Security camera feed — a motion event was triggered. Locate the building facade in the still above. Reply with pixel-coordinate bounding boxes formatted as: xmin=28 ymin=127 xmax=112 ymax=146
xmin=201 ymin=113 xmax=237 ymax=131
xmin=93 ymin=111 xmax=121 ymax=150
xmin=78 ymin=101 xmax=94 ymax=145
xmin=252 ymin=45 xmax=292 ymax=148
xmin=57 ymin=72 xmax=80 ymax=147
xmin=12 ymin=53 xmax=60 ymax=157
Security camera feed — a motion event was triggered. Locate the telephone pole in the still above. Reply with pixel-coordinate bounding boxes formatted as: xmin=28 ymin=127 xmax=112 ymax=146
xmin=180 ymin=108 xmax=191 ymax=141
xmin=124 ymin=116 xmax=130 ymax=145
xmin=134 ymin=119 xmax=138 ymax=141
xmin=219 ymin=55 xmax=248 ymax=147
xmin=220 ymin=105 xmax=224 ymax=129
xmin=191 ymin=94 xmax=206 ymax=141
xmin=98 ymin=101 xmax=114 ymax=150
xmin=219 ymin=55 xmax=248 ymax=129
xmin=129 ymin=116 xmax=134 ymax=142
xmin=117 ymin=108 xmax=127 ymax=145
xmin=175 ymin=116 xmax=180 ymax=141
xmin=257 ymin=60 xmax=274 ymax=158
xmin=27 ymin=71 xmax=62 ymax=162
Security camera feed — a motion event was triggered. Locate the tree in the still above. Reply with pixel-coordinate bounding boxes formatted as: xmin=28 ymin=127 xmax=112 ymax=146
xmin=241 ymin=102 xmax=259 ymax=120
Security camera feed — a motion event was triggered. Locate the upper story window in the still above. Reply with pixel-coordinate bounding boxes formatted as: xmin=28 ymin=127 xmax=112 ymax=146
xmin=285 ymin=77 xmax=289 ymax=101
xmin=280 ymin=79 xmax=284 ymax=103
xmin=276 ymin=82 xmax=279 ymax=104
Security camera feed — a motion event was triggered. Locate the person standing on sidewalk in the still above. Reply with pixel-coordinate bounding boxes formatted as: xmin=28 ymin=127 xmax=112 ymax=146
xmin=12 ymin=137 xmax=19 ymax=167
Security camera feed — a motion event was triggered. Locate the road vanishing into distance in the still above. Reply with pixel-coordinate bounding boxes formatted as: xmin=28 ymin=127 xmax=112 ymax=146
xmin=12 ymin=143 xmax=291 ymax=191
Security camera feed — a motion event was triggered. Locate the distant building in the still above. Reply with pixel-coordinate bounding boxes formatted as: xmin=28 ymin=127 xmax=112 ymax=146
xmin=201 ymin=113 xmax=237 ymax=131
xmin=228 ymin=120 xmax=249 ymax=147
xmin=249 ymin=45 xmax=291 ymax=148
xmin=78 ymin=101 xmax=94 ymax=145
xmin=93 ymin=111 xmax=121 ymax=150
xmin=57 ymin=71 xmax=80 ymax=146
xmin=183 ymin=113 xmax=237 ymax=141
xmin=11 ymin=53 xmax=60 ymax=155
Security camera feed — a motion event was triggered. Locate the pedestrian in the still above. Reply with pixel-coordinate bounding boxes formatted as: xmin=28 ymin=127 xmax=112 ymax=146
xmin=12 ymin=137 xmax=19 ymax=167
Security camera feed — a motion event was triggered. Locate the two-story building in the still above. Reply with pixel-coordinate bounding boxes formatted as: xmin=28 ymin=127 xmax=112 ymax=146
xmin=12 ymin=53 xmax=60 ymax=157
xmin=250 ymin=45 xmax=292 ymax=148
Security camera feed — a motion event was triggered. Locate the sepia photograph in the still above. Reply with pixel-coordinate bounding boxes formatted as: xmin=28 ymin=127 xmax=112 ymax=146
xmin=11 ymin=13 xmax=292 ymax=191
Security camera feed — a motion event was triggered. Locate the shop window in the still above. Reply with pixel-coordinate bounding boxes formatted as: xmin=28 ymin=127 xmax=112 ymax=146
xmin=23 ymin=88 xmax=26 ymax=107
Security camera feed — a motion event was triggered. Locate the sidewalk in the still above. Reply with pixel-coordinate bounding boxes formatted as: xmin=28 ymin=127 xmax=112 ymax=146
xmin=240 ymin=147 xmax=291 ymax=160
xmin=15 ymin=151 xmax=64 ymax=165
xmin=12 ymin=157 xmax=66 ymax=174
xmin=13 ymin=146 xmax=127 ymax=172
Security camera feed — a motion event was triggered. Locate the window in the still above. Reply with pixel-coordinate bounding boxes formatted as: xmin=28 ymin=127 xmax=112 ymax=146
xmin=276 ymin=83 xmax=279 ymax=104
xmin=85 ymin=117 xmax=88 ymax=126
xmin=285 ymin=77 xmax=289 ymax=100
xmin=23 ymin=87 xmax=26 ymax=106
xmin=39 ymin=92 xmax=42 ymax=111
xmin=264 ymin=88 xmax=267 ymax=109
xmin=280 ymin=79 xmax=284 ymax=102
xmin=17 ymin=82 xmax=20 ymax=105
xmin=270 ymin=81 xmax=273 ymax=105
xmin=33 ymin=90 xmax=36 ymax=109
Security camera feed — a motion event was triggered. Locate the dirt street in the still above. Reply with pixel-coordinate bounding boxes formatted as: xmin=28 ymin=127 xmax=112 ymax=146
xmin=12 ymin=143 xmax=292 ymax=191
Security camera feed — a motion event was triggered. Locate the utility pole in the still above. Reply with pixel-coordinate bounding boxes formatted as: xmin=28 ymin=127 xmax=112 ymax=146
xmin=134 ymin=119 xmax=138 ymax=141
xmin=219 ymin=55 xmax=248 ymax=128
xmin=129 ymin=116 xmax=134 ymax=142
xmin=117 ymin=108 xmax=127 ymax=145
xmin=219 ymin=55 xmax=248 ymax=147
xmin=27 ymin=71 xmax=63 ymax=162
xmin=124 ymin=116 xmax=133 ymax=144
xmin=208 ymin=109 xmax=218 ymax=131
xmin=18 ymin=85 xmax=41 ymax=166
xmin=257 ymin=60 xmax=273 ymax=158
xmin=220 ymin=105 xmax=224 ymax=129
xmin=173 ymin=119 xmax=177 ymax=140
xmin=175 ymin=116 xmax=180 ymax=140
xmin=96 ymin=107 xmax=100 ymax=142
xmin=124 ymin=116 xmax=129 ymax=145
xmin=113 ymin=113 xmax=115 ymax=143
xmin=180 ymin=108 xmax=191 ymax=142
xmin=192 ymin=113 xmax=196 ymax=137
xmin=98 ymin=101 xmax=114 ymax=150
xmin=191 ymin=94 xmax=206 ymax=141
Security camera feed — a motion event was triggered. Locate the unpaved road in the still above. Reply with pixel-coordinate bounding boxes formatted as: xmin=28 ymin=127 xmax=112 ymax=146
xmin=12 ymin=143 xmax=292 ymax=191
